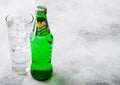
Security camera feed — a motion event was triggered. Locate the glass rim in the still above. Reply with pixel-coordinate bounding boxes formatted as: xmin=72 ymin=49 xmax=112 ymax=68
xmin=5 ymin=12 xmax=34 ymax=25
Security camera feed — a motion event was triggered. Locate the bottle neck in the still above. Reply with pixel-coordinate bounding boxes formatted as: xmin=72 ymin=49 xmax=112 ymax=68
xmin=35 ymin=12 xmax=50 ymax=36
xmin=36 ymin=12 xmax=47 ymax=28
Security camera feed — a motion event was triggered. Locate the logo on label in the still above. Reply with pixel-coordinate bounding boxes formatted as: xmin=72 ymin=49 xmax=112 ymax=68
xmin=36 ymin=17 xmax=46 ymax=28
xmin=36 ymin=21 xmax=46 ymax=28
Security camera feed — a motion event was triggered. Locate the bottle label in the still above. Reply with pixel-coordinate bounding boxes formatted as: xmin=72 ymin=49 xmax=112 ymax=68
xmin=35 ymin=19 xmax=50 ymax=36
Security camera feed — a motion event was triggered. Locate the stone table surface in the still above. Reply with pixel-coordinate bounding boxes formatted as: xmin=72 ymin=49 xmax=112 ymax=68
xmin=0 ymin=0 xmax=120 ymax=85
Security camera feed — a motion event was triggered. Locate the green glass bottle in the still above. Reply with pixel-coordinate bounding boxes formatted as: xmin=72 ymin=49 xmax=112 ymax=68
xmin=30 ymin=6 xmax=53 ymax=81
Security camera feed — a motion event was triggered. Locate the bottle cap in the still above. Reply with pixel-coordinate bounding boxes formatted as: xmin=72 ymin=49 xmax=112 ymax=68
xmin=36 ymin=6 xmax=47 ymax=13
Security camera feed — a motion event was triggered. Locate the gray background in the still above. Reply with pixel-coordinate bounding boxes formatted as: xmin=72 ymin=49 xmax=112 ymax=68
xmin=0 ymin=0 xmax=120 ymax=85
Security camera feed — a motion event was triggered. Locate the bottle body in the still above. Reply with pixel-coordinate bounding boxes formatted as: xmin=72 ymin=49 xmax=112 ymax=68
xmin=30 ymin=6 xmax=53 ymax=81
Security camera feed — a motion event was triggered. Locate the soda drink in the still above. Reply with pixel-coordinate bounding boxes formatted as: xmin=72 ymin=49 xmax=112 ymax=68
xmin=30 ymin=6 xmax=53 ymax=81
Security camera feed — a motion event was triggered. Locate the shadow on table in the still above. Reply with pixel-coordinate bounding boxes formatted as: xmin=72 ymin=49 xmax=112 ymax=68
xmin=39 ymin=72 xmax=80 ymax=85
xmin=44 ymin=73 xmax=71 ymax=85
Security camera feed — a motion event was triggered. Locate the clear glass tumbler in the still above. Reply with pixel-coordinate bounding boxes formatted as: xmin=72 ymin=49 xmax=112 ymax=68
xmin=5 ymin=12 xmax=34 ymax=74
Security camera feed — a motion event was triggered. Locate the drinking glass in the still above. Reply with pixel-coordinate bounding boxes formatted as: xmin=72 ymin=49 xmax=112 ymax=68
xmin=5 ymin=12 xmax=34 ymax=74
